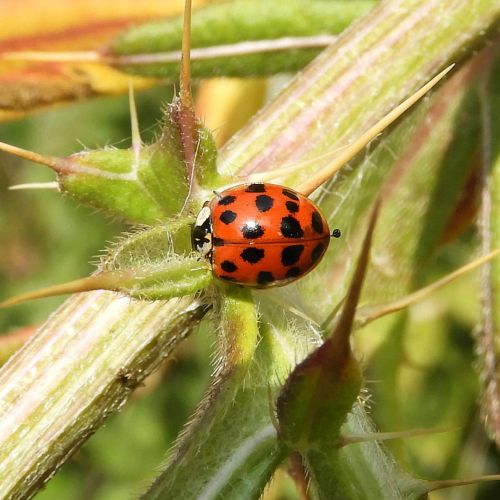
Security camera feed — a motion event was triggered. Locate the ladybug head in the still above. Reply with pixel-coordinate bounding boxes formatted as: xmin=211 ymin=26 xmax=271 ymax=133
xmin=191 ymin=204 xmax=213 ymax=259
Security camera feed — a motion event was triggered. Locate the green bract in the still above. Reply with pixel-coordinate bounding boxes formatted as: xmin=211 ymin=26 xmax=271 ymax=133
xmin=101 ymin=223 xmax=213 ymax=301
xmin=58 ymin=99 xmax=220 ymax=224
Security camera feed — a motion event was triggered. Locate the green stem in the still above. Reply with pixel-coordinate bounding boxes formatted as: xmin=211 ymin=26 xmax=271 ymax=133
xmin=145 ymin=285 xmax=264 ymax=499
xmin=219 ymin=0 xmax=499 ymax=184
xmin=0 ymin=292 xmax=208 ymax=499
xmin=478 ymin=53 xmax=500 ymax=444
xmin=111 ymin=0 xmax=376 ymax=78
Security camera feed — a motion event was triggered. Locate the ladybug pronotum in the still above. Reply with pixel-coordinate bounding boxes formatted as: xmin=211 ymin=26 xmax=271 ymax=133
xmin=192 ymin=183 xmax=339 ymax=287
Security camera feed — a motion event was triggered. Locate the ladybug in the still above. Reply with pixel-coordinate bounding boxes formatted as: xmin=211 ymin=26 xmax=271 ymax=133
xmin=192 ymin=183 xmax=340 ymax=287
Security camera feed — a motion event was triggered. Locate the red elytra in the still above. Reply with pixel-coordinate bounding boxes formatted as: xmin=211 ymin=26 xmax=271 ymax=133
xmin=192 ymin=183 xmax=337 ymax=287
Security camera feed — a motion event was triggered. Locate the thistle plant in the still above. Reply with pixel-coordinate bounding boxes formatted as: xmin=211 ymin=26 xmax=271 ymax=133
xmin=0 ymin=1 xmax=499 ymax=499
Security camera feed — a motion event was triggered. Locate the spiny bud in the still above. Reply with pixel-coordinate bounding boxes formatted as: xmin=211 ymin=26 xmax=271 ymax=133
xmin=277 ymin=202 xmax=380 ymax=450
xmin=0 ymin=101 xmax=219 ymax=224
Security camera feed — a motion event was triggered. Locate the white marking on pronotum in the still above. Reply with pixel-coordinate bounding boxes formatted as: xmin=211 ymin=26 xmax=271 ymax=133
xmin=193 ymin=205 xmax=212 ymax=258
xmin=196 ymin=425 xmax=277 ymax=500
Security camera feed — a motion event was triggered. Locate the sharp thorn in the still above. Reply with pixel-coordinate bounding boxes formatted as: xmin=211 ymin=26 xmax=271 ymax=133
xmin=300 ymin=65 xmax=455 ymax=196
xmin=0 ymin=272 xmax=128 ymax=308
xmin=8 ymin=182 xmax=59 ymax=191
xmin=0 ymin=141 xmax=63 ymax=172
xmin=339 ymin=426 xmax=459 ymax=447
xmin=180 ymin=0 xmax=193 ymax=109
xmin=128 ymin=80 xmax=142 ymax=162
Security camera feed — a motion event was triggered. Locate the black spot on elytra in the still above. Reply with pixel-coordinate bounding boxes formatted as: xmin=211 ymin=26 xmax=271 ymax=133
xmin=286 ymin=267 xmax=302 ymax=278
xmin=240 ymin=247 xmax=265 ymax=264
xmin=281 ymin=216 xmax=304 ymax=238
xmin=286 ymin=201 xmax=299 ymax=213
xmin=311 ymin=242 xmax=325 ymax=263
xmin=213 ymin=237 xmax=225 ymax=246
xmin=311 ymin=211 xmax=324 ymax=234
xmin=282 ymin=188 xmax=299 ymax=201
xmin=242 ymin=223 xmax=264 ymax=239
xmin=257 ymin=271 xmax=275 ymax=285
xmin=281 ymin=245 xmax=304 ymax=266
xmin=220 ymin=210 xmax=237 ymax=225
xmin=255 ymin=194 xmax=274 ymax=212
xmin=245 ymin=183 xmax=266 ymax=193
xmin=218 ymin=195 xmax=236 ymax=206
xmin=220 ymin=260 xmax=238 ymax=273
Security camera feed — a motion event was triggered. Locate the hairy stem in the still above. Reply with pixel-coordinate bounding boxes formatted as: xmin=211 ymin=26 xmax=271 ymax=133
xmin=0 ymin=292 xmax=208 ymax=499
xmin=477 ymin=54 xmax=500 ymax=446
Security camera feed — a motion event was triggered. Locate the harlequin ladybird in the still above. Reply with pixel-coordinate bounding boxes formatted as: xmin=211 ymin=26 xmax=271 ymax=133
xmin=192 ymin=183 xmax=339 ymax=287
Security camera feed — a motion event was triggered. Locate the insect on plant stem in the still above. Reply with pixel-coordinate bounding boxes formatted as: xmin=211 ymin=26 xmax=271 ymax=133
xmin=189 ymin=65 xmax=455 ymax=289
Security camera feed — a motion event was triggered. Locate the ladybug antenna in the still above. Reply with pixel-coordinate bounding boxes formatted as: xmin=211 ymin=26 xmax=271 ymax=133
xmin=213 ymin=190 xmax=223 ymax=200
xmin=331 ymin=228 xmax=341 ymax=238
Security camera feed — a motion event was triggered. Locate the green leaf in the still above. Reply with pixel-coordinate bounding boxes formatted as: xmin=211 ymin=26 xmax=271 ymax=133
xmin=304 ymin=405 xmax=428 ymax=500
xmin=110 ymin=0 xmax=376 ymax=78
